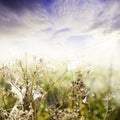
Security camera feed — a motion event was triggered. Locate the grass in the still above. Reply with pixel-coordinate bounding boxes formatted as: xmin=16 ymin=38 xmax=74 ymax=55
xmin=0 ymin=58 xmax=120 ymax=120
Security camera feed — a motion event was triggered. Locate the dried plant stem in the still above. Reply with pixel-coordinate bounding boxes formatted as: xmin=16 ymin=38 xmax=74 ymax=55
xmin=42 ymin=70 xmax=68 ymax=101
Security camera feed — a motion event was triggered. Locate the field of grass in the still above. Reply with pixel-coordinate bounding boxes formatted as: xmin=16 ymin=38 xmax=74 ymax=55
xmin=0 ymin=58 xmax=120 ymax=120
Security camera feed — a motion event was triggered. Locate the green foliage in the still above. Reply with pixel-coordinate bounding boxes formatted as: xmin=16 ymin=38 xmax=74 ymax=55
xmin=0 ymin=59 xmax=119 ymax=120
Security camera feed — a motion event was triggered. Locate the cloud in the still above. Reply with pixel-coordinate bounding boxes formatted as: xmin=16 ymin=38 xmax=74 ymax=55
xmin=0 ymin=0 xmax=120 ymax=63
xmin=67 ymin=35 xmax=92 ymax=46
xmin=90 ymin=0 xmax=120 ymax=33
xmin=54 ymin=28 xmax=70 ymax=35
xmin=0 ymin=0 xmax=119 ymax=35
xmin=0 ymin=0 xmax=55 ymax=36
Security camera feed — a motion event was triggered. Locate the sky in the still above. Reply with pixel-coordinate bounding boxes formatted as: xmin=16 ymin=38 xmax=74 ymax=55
xmin=0 ymin=0 xmax=120 ymax=67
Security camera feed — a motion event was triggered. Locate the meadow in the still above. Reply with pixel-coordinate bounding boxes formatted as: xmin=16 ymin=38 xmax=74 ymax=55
xmin=0 ymin=58 xmax=120 ymax=120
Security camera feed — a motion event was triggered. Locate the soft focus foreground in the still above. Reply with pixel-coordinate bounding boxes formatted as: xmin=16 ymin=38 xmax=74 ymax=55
xmin=0 ymin=58 xmax=120 ymax=120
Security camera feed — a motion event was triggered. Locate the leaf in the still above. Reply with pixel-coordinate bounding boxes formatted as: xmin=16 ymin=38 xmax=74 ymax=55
xmin=0 ymin=91 xmax=6 ymax=98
